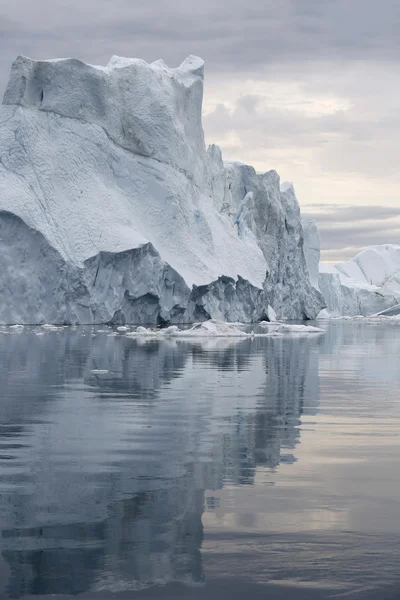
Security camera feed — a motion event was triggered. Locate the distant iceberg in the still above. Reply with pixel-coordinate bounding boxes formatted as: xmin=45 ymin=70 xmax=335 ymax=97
xmin=317 ymin=245 xmax=400 ymax=317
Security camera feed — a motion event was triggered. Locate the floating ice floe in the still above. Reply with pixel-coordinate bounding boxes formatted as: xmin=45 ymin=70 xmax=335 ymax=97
xmin=125 ymin=320 xmax=324 ymax=338
xmin=316 ymin=312 xmax=365 ymax=320
xmin=317 ymin=313 xmax=400 ymax=322
xmin=258 ymin=321 xmax=323 ymax=333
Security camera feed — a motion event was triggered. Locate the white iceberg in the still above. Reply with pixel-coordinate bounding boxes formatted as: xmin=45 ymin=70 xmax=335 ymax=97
xmin=318 ymin=245 xmax=400 ymax=317
xmin=0 ymin=54 xmax=323 ymax=325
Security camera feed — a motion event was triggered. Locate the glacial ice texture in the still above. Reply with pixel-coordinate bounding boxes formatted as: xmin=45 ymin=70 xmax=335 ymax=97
xmin=0 ymin=54 xmax=324 ymax=324
xmin=318 ymin=245 xmax=400 ymax=317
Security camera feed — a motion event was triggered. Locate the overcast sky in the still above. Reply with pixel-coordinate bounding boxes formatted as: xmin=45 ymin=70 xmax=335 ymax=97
xmin=1 ymin=0 xmax=399 ymax=262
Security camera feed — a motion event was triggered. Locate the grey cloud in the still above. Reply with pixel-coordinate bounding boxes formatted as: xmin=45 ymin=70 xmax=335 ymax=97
xmin=1 ymin=0 xmax=400 ymax=94
xmin=203 ymin=86 xmax=400 ymax=180
xmin=237 ymin=96 xmax=260 ymax=114
xmin=319 ymin=223 xmax=400 ymax=249
xmin=321 ymin=247 xmax=369 ymax=262
xmin=204 ymin=102 xmax=327 ymax=147
xmin=304 ymin=205 xmax=400 ymax=224
xmin=305 ymin=204 xmax=400 ymax=262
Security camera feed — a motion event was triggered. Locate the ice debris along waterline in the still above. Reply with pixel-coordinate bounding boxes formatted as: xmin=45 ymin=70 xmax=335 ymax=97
xmin=0 ymin=54 xmax=324 ymax=325
xmin=124 ymin=320 xmax=324 ymax=338
xmin=317 ymin=313 xmax=400 ymax=321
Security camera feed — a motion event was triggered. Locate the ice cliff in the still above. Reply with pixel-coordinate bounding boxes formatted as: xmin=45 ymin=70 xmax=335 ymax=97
xmin=0 ymin=54 xmax=324 ymax=324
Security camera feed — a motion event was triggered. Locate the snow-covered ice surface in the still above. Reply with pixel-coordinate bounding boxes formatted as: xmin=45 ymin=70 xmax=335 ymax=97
xmin=0 ymin=54 xmax=323 ymax=325
xmin=318 ymin=245 xmax=400 ymax=317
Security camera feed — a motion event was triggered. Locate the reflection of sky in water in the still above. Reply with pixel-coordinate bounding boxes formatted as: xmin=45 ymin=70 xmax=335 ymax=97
xmin=0 ymin=322 xmax=399 ymax=598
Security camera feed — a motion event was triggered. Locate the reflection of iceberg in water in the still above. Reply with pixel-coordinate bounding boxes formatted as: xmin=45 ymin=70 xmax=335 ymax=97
xmin=0 ymin=329 xmax=320 ymax=597
xmin=319 ymin=320 xmax=400 ymax=385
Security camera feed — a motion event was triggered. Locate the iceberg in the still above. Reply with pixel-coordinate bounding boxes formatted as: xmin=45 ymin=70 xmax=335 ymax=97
xmin=0 ymin=54 xmax=324 ymax=325
xmin=318 ymin=245 xmax=400 ymax=317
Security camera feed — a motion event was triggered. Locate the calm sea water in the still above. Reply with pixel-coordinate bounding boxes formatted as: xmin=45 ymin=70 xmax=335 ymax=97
xmin=0 ymin=321 xmax=400 ymax=600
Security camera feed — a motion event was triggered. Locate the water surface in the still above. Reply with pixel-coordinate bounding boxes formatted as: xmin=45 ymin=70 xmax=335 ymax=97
xmin=0 ymin=321 xmax=400 ymax=599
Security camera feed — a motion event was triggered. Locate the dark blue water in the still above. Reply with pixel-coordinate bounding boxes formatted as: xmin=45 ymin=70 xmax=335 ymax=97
xmin=0 ymin=321 xmax=400 ymax=599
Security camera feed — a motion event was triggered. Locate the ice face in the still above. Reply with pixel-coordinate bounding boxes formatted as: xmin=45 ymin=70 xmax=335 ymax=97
xmin=319 ymin=245 xmax=400 ymax=317
xmin=3 ymin=54 xmax=206 ymax=182
xmin=302 ymin=217 xmax=321 ymax=291
xmin=0 ymin=54 xmax=324 ymax=324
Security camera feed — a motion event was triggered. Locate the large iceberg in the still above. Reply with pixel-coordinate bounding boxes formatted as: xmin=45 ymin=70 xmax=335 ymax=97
xmin=0 ymin=54 xmax=323 ymax=325
xmin=318 ymin=245 xmax=400 ymax=316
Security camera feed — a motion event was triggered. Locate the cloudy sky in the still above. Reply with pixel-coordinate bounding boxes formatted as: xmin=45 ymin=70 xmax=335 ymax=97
xmin=1 ymin=0 xmax=399 ymax=262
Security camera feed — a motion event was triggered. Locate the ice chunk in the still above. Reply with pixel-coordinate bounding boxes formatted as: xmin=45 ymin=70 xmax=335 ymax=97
xmin=258 ymin=322 xmax=323 ymax=334
xmin=126 ymin=320 xmax=324 ymax=338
